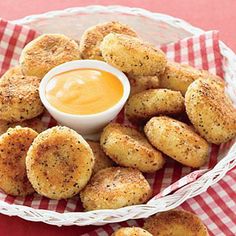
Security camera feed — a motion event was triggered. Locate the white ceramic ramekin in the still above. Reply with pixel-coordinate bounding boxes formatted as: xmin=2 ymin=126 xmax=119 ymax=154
xmin=39 ymin=60 xmax=130 ymax=135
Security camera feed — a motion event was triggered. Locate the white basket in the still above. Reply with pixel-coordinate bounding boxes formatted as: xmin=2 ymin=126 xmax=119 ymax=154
xmin=1 ymin=5 xmax=235 ymax=226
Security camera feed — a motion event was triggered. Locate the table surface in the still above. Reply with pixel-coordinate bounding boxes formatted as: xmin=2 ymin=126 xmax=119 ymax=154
xmin=0 ymin=1 xmax=236 ymax=235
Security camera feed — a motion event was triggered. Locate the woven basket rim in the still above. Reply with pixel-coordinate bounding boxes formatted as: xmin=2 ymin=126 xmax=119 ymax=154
xmin=1 ymin=5 xmax=235 ymax=226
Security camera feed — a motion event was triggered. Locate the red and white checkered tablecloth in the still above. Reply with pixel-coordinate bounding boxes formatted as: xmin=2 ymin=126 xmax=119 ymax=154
xmin=0 ymin=18 xmax=236 ymax=236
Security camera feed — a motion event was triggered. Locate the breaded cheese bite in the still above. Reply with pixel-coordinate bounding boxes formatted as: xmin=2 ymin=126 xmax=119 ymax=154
xmin=112 ymin=227 xmax=153 ymax=236
xmin=125 ymin=89 xmax=184 ymax=122
xmin=100 ymin=123 xmax=165 ymax=173
xmin=87 ymin=140 xmax=115 ymax=174
xmin=20 ymin=34 xmax=81 ymax=77
xmin=144 ymin=210 xmax=209 ymax=236
xmin=80 ymin=167 xmax=152 ymax=211
xmin=0 ymin=126 xmax=37 ymax=196
xmin=101 ymin=33 xmax=167 ymax=76
xmin=80 ymin=21 xmax=137 ymax=60
xmin=0 ymin=66 xmax=44 ymax=122
xmin=26 ymin=126 xmax=94 ymax=199
xmin=185 ymin=78 xmax=236 ymax=144
xmin=144 ymin=116 xmax=209 ymax=168
xmin=0 ymin=117 xmax=46 ymax=135
xmin=128 ymin=75 xmax=160 ymax=95
xmin=160 ymin=61 xmax=222 ymax=95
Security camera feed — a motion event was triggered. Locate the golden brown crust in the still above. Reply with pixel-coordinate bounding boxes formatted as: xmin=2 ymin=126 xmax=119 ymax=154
xmin=144 ymin=210 xmax=209 ymax=236
xmin=112 ymin=227 xmax=153 ymax=236
xmin=101 ymin=33 xmax=167 ymax=76
xmin=26 ymin=126 xmax=94 ymax=199
xmin=20 ymin=34 xmax=81 ymax=77
xmin=160 ymin=61 xmax=223 ymax=95
xmin=125 ymin=89 xmax=185 ymax=122
xmin=0 ymin=126 xmax=37 ymax=196
xmin=80 ymin=21 xmax=137 ymax=60
xmin=185 ymin=78 xmax=236 ymax=144
xmin=100 ymin=123 xmax=165 ymax=173
xmin=128 ymin=74 xmax=160 ymax=95
xmin=0 ymin=117 xmax=46 ymax=135
xmin=0 ymin=66 xmax=44 ymax=122
xmin=144 ymin=116 xmax=209 ymax=168
xmin=80 ymin=167 xmax=152 ymax=211
xmin=87 ymin=140 xmax=115 ymax=174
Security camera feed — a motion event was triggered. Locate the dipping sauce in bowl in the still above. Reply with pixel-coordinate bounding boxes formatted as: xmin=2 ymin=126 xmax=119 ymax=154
xmin=39 ymin=60 xmax=130 ymax=136
xmin=45 ymin=68 xmax=123 ymax=115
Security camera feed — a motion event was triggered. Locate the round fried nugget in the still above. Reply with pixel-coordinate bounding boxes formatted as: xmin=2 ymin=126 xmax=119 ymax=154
xmin=144 ymin=210 xmax=209 ymax=236
xmin=87 ymin=140 xmax=115 ymax=174
xmin=0 ymin=66 xmax=44 ymax=122
xmin=101 ymin=33 xmax=167 ymax=76
xmin=26 ymin=126 xmax=94 ymax=199
xmin=144 ymin=116 xmax=209 ymax=168
xmin=125 ymin=89 xmax=184 ymax=122
xmin=112 ymin=227 xmax=153 ymax=236
xmin=20 ymin=34 xmax=81 ymax=77
xmin=0 ymin=126 xmax=37 ymax=196
xmin=160 ymin=61 xmax=222 ymax=95
xmin=80 ymin=167 xmax=152 ymax=211
xmin=80 ymin=21 xmax=137 ymax=60
xmin=185 ymin=78 xmax=236 ymax=144
xmin=128 ymin=75 xmax=160 ymax=95
xmin=0 ymin=117 xmax=46 ymax=135
xmin=100 ymin=123 xmax=165 ymax=173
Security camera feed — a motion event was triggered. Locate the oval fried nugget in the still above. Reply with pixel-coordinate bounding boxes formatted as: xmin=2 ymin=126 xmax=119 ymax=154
xmin=101 ymin=33 xmax=167 ymax=76
xmin=80 ymin=21 xmax=137 ymax=60
xmin=0 ymin=117 xmax=46 ymax=135
xmin=144 ymin=210 xmax=209 ymax=236
xmin=112 ymin=227 xmax=153 ymax=236
xmin=100 ymin=123 xmax=165 ymax=173
xmin=125 ymin=89 xmax=184 ymax=122
xmin=20 ymin=34 xmax=81 ymax=77
xmin=80 ymin=167 xmax=152 ymax=211
xmin=185 ymin=78 xmax=236 ymax=144
xmin=26 ymin=126 xmax=95 ymax=199
xmin=0 ymin=126 xmax=37 ymax=196
xmin=0 ymin=66 xmax=44 ymax=122
xmin=87 ymin=140 xmax=115 ymax=174
xmin=160 ymin=61 xmax=222 ymax=95
xmin=144 ymin=116 xmax=209 ymax=168
xmin=128 ymin=75 xmax=160 ymax=95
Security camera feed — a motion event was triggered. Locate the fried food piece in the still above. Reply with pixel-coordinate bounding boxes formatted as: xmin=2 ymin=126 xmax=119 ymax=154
xmin=0 ymin=66 xmax=44 ymax=122
xmin=112 ymin=227 xmax=153 ymax=236
xmin=101 ymin=33 xmax=167 ymax=76
xmin=125 ymin=89 xmax=184 ymax=122
xmin=144 ymin=210 xmax=209 ymax=236
xmin=100 ymin=123 xmax=165 ymax=173
xmin=144 ymin=116 xmax=209 ymax=168
xmin=87 ymin=140 xmax=115 ymax=174
xmin=160 ymin=61 xmax=222 ymax=95
xmin=80 ymin=21 xmax=137 ymax=60
xmin=0 ymin=117 xmax=46 ymax=135
xmin=185 ymin=78 xmax=236 ymax=144
xmin=20 ymin=34 xmax=81 ymax=77
xmin=0 ymin=126 xmax=37 ymax=196
xmin=128 ymin=75 xmax=160 ymax=95
xmin=26 ymin=126 xmax=94 ymax=199
xmin=80 ymin=167 xmax=152 ymax=211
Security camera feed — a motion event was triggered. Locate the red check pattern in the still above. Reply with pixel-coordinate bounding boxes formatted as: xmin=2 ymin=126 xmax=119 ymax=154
xmin=0 ymin=18 xmax=235 ymax=235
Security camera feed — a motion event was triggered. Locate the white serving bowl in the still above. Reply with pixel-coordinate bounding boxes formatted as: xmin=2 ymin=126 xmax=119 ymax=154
xmin=39 ymin=59 xmax=130 ymax=135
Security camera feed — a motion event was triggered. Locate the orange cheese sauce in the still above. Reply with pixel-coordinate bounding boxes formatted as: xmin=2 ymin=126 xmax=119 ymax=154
xmin=45 ymin=68 xmax=123 ymax=115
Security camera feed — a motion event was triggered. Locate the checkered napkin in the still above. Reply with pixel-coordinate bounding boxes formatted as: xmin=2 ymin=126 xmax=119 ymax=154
xmin=0 ymin=19 xmax=235 ymax=235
